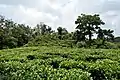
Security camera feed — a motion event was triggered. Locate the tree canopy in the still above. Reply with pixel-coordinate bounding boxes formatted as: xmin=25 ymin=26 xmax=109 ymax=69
xmin=0 ymin=14 xmax=117 ymax=49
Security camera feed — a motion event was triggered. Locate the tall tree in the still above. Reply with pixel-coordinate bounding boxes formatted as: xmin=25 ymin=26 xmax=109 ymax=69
xmin=75 ymin=14 xmax=105 ymax=45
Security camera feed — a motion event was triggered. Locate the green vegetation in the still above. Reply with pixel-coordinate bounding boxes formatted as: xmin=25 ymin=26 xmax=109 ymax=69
xmin=0 ymin=14 xmax=119 ymax=49
xmin=0 ymin=13 xmax=120 ymax=79
xmin=0 ymin=16 xmax=32 ymax=49
xmin=0 ymin=46 xmax=120 ymax=80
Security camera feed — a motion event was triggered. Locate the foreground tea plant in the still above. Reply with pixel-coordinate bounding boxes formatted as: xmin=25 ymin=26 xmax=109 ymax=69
xmin=0 ymin=46 xmax=120 ymax=80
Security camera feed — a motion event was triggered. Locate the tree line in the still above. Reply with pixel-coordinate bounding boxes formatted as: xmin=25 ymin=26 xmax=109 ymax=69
xmin=0 ymin=14 xmax=116 ymax=49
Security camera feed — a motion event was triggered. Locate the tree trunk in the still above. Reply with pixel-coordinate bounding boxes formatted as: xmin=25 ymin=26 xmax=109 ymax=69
xmin=88 ymin=30 xmax=92 ymax=47
xmin=88 ymin=24 xmax=92 ymax=46
xmin=89 ymin=33 xmax=92 ymax=41
xmin=102 ymin=38 xmax=105 ymax=45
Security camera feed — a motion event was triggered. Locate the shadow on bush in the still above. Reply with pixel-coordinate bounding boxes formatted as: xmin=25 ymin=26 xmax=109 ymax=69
xmin=27 ymin=55 xmax=36 ymax=60
xmin=89 ymin=68 xmax=106 ymax=80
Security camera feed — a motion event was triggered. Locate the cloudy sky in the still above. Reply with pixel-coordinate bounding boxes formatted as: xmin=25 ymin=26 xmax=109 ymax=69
xmin=0 ymin=0 xmax=120 ymax=36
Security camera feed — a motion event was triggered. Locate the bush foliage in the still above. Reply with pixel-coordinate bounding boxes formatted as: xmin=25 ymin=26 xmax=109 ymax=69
xmin=0 ymin=46 xmax=120 ymax=79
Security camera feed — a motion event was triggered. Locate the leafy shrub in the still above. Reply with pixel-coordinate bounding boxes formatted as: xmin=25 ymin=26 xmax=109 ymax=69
xmin=76 ymin=41 xmax=87 ymax=48
xmin=0 ymin=46 xmax=120 ymax=79
xmin=94 ymin=39 xmax=118 ymax=49
xmin=104 ymin=42 xmax=118 ymax=49
xmin=85 ymin=55 xmax=106 ymax=62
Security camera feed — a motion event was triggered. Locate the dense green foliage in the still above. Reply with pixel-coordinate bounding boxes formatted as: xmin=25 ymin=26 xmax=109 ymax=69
xmin=25 ymin=34 xmax=120 ymax=49
xmin=0 ymin=14 xmax=119 ymax=50
xmin=0 ymin=16 xmax=32 ymax=49
xmin=1 ymin=10 xmax=120 ymax=80
xmin=0 ymin=46 xmax=120 ymax=80
xmin=74 ymin=14 xmax=115 ymax=47
xmin=25 ymin=34 xmax=75 ymax=48
xmin=75 ymin=14 xmax=105 ymax=42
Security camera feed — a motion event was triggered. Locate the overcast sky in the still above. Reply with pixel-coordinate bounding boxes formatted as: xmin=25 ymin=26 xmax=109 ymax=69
xmin=0 ymin=0 xmax=120 ymax=36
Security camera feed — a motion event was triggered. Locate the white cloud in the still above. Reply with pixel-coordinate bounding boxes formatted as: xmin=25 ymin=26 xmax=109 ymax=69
xmin=0 ymin=0 xmax=120 ymax=36
xmin=0 ymin=4 xmax=59 ymax=30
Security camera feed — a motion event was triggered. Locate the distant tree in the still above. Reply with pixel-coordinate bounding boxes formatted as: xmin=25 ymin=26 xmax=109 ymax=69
xmin=75 ymin=14 xmax=105 ymax=46
xmin=0 ymin=15 xmax=33 ymax=49
xmin=73 ymin=30 xmax=85 ymax=43
xmin=47 ymin=26 xmax=52 ymax=33
xmin=62 ymin=28 xmax=69 ymax=40
xmin=34 ymin=24 xmax=41 ymax=36
xmin=33 ymin=22 xmax=53 ymax=37
xmin=57 ymin=27 xmax=62 ymax=35
xmin=114 ymin=37 xmax=120 ymax=42
xmin=10 ymin=24 xmax=32 ymax=47
xmin=57 ymin=27 xmax=63 ymax=39
xmin=57 ymin=27 xmax=68 ymax=40
xmin=97 ymin=28 xmax=104 ymax=40
xmin=33 ymin=22 xmax=46 ymax=36
xmin=97 ymin=28 xmax=114 ymax=45
xmin=40 ymin=23 xmax=47 ymax=35
xmin=62 ymin=28 xmax=68 ymax=35
xmin=46 ymin=26 xmax=54 ymax=34
xmin=103 ymin=29 xmax=114 ymax=41
xmin=0 ymin=15 xmax=17 ymax=49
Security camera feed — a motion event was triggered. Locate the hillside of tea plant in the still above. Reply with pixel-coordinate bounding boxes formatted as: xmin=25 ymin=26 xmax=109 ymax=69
xmin=0 ymin=46 xmax=120 ymax=80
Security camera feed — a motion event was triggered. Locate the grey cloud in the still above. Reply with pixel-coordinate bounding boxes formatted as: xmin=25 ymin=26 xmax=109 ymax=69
xmin=0 ymin=0 xmax=35 ymax=6
xmin=102 ymin=0 xmax=120 ymax=12
xmin=0 ymin=0 xmax=120 ymax=36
